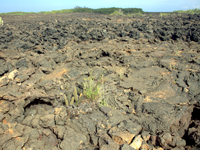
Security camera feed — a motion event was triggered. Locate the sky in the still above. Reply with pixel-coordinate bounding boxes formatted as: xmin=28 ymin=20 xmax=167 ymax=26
xmin=0 ymin=0 xmax=200 ymax=13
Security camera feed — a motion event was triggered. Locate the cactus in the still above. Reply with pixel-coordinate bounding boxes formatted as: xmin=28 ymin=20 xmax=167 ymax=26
xmin=67 ymin=91 xmax=71 ymax=103
xmin=70 ymin=97 xmax=74 ymax=105
xmin=63 ymin=94 xmax=69 ymax=106
xmin=64 ymin=87 xmax=83 ymax=106
xmin=73 ymin=87 xmax=78 ymax=102
xmin=75 ymin=94 xmax=83 ymax=106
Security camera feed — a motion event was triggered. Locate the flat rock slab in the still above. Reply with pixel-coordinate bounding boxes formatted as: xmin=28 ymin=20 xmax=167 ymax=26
xmin=120 ymin=66 xmax=168 ymax=94
xmin=60 ymin=126 xmax=87 ymax=150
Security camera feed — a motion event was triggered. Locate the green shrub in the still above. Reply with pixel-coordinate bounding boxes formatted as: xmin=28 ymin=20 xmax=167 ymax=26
xmin=94 ymin=7 xmax=120 ymax=14
xmin=82 ymin=70 xmax=108 ymax=102
xmin=63 ymin=70 xmax=107 ymax=107
xmin=110 ymin=9 xmax=124 ymax=15
xmin=83 ymin=76 xmax=102 ymax=101
xmin=173 ymin=8 xmax=200 ymax=14
xmin=122 ymin=8 xmax=144 ymax=14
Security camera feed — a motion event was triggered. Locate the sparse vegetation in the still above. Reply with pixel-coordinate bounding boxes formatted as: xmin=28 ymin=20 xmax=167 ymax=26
xmin=0 ymin=7 xmax=144 ymax=16
xmin=173 ymin=8 xmax=200 ymax=14
xmin=99 ymin=97 xmax=108 ymax=107
xmin=1 ymin=8 xmax=199 ymax=16
xmin=110 ymin=9 xmax=144 ymax=17
xmin=63 ymin=70 xmax=107 ymax=107
xmin=0 ymin=11 xmax=37 ymax=15
xmin=82 ymin=72 xmax=105 ymax=101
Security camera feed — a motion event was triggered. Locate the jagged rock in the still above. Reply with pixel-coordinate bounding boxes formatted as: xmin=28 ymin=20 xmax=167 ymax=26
xmin=0 ymin=76 xmax=9 ymax=87
xmin=39 ymin=114 xmax=55 ymax=127
xmin=130 ymin=135 xmax=143 ymax=150
xmin=109 ymin=126 xmax=135 ymax=144
xmin=60 ymin=127 xmax=87 ymax=150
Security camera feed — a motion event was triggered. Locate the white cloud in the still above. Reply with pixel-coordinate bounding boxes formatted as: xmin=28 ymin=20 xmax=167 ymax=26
xmin=192 ymin=5 xmax=200 ymax=8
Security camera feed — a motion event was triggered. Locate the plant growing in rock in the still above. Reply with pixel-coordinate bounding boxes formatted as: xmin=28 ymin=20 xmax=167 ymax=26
xmin=99 ymin=96 xmax=108 ymax=107
xmin=64 ymin=71 xmax=107 ymax=107
xmin=0 ymin=17 xmax=3 ymax=26
xmin=82 ymin=71 xmax=106 ymax=102
xmin=64 ymin=87 xmax=83 ymax=106
xmin=83 ymin=76 xmax=101 ymax=101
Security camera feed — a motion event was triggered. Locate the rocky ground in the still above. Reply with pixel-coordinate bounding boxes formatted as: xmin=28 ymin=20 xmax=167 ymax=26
xmin=0 ymin=13 xmax=199 ymax=150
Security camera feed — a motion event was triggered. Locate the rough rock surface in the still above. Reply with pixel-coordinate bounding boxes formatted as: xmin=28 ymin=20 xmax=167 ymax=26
xmin=0 ymin=13 xmax=199 ymax=150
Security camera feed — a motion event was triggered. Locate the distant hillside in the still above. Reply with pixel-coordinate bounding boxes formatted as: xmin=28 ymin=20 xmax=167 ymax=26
xmin=0 ymin=7 xmax=144 ymax=15
xmin=0 ymin=7 xmax=199 ymax=16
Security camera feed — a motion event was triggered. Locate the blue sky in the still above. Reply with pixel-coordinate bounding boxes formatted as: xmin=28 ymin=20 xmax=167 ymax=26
xmin=0 ymin=0 xmax=200 ymax=13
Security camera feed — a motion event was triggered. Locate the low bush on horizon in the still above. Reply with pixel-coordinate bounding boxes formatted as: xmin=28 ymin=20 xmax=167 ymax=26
xmin=1 ymin=8 xmax=199 ymax=16
xmin=110 ymin=9 xmax=124 ymax=15
xmin=173 ymin=8 xmax=200 ymax=14
xmin=0 ymin=11 xmax=37 ymax=15
xmin=0 ymin=7 xmax=144 ymax=16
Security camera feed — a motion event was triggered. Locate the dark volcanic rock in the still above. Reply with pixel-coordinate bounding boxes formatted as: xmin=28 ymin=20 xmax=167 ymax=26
xmin=60 ymin=126 xmax=87 ymax=150
xmin=0 ymin=12 xmax=199 ymax=150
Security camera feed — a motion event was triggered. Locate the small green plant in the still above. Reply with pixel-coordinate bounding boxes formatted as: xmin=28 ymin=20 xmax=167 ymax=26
xmin=99 ymin=97 xmax=108 ymax=107
xmin=0 ymin=17 xmax=3 ymax=26
xmin=83 ymin=76 xmax=101 ymax=101
xmin=82 ymin=70 xmax=107 ymax=102
xmin=64 ymin=70 xmax=107 ymax=107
